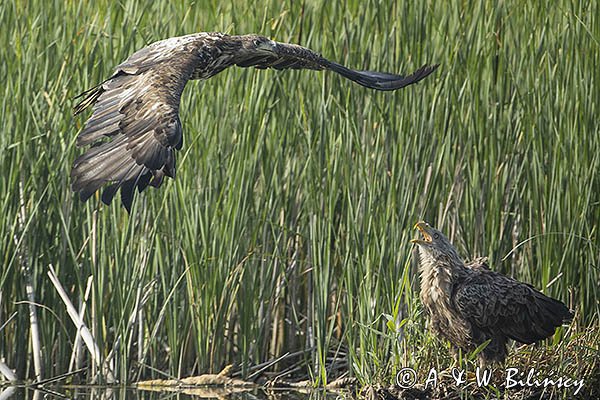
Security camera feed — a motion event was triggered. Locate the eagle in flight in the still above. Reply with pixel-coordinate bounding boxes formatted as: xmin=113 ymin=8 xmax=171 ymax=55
xmin=71 ymin=32 xmax=438 ymax=211
xmin=411 ymin=221 xmax=573 ymax=366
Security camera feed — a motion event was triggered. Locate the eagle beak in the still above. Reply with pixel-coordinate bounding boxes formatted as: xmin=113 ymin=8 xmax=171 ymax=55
xmin=411 ymin=221 xmax=432 ymax=244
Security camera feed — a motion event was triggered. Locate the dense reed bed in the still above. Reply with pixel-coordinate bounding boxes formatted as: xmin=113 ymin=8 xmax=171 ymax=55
xmin=0 ymin=1 xmax=598 ymax=397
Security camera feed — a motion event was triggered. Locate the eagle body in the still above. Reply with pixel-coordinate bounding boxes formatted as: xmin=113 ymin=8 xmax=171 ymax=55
xmin=72 ymin=32 xmax=438 ymax=211
xmin=412 ymin=222 xmax=573 ymax=366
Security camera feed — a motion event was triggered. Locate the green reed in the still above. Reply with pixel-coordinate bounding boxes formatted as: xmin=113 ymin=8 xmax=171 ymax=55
xmin=0 ymin=0 xmax=598 ymax=392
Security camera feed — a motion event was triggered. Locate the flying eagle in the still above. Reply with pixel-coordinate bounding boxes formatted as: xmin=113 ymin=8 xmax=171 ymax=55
xmin=411 ymin=221 xmax=573 ymax=366
xmin=71 ymin=32 xmax=438 ymax=211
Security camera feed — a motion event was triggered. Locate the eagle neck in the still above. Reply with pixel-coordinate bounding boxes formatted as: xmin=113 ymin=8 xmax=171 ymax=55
xmin=418 ymin=250 xmax=467 ymax=312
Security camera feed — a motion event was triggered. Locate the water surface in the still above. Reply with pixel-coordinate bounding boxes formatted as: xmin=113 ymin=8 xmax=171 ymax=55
xmin=0 ymin=386 xmax=350 ymax=400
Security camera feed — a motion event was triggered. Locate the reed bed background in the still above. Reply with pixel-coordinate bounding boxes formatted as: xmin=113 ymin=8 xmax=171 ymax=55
xmin=0 ymin=0 xmax=598 ymax=393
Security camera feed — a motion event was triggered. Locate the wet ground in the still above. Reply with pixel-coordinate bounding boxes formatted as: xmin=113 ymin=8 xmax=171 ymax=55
xmin=0 ymin=386 xmax=350 ymax=400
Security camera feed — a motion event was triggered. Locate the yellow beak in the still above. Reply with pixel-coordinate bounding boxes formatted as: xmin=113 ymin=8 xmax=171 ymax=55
xmin=411 ymin=221 xmax=432 ymax=244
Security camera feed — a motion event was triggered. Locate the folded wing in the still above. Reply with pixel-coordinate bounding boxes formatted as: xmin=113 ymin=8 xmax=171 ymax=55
xmin=453 ymin=270 xmax=573 ymax=344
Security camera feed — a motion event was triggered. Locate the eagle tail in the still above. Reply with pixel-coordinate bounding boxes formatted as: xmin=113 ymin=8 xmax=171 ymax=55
xmin=513 ymin=293 xmax=573 ymax=344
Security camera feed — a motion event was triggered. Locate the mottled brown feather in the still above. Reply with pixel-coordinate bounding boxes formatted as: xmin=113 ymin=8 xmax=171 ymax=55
xmin=413 ymin=222 xmax=573 ymax=366
xmin=72 ymin=32 xmax=438 ymax=211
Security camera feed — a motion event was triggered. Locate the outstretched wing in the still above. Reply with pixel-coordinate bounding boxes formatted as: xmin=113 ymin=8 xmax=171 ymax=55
xmin=71 ymin=37 xmax=202 ymax=211
xmin=72 ymin=33 xmax=438 ymax=211
xmin=232 ymin=40 xmax=439 ymax=91
xmin=453 ymin=270 xmax=573 ymax=344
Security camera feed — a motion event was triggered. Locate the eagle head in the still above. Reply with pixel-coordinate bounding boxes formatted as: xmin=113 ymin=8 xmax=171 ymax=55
xmin=411 ymin=221 xmax=463 ymax=265
xmin=241 ymin=34 xmax=277 ymax=54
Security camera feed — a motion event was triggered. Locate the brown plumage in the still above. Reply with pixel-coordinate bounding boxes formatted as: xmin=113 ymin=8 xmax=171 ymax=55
xmin=411 ymin=221 xmax=573 ymax=366
xmin=72 ymin=32 xmax=439 ymax=211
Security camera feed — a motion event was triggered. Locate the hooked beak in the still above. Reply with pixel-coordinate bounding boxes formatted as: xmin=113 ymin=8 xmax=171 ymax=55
xmin=410 ymin=221 xmax=432 ymax=245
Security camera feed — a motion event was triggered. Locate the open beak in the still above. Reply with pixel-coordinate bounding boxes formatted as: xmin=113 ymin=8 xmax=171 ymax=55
xmin=410 ymin=221 xmax=432 ymax=245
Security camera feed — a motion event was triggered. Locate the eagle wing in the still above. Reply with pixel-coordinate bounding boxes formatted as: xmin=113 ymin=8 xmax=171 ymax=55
xmin=72 ymin=33 xmax=438 ymax=211
xmin=234 ymin=40 xmax=439 ymax=91
xmin=71 ymin=37 xmax=203 ymax=211
xmin=452 ymin=269 xmax=573 ymax=344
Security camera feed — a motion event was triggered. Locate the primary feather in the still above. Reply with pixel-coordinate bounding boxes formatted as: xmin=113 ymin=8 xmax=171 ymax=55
xmin=72 ymin=32 xmax=438 ymax=211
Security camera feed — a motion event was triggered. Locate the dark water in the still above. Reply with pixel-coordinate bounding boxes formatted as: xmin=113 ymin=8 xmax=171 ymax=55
xmin=0 ymin=386 xmax=350 ymax=400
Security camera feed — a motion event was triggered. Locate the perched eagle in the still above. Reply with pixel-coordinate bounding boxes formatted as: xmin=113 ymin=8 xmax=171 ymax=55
xmin=411 ymin=221 xmax=573 ymax=366
xmin=72 ymin=32 xmax=438 ymax=211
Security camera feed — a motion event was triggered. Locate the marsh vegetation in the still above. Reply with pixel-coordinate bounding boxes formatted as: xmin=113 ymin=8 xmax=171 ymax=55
xmin=1 ymin=0 xmax=598 ymax=398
